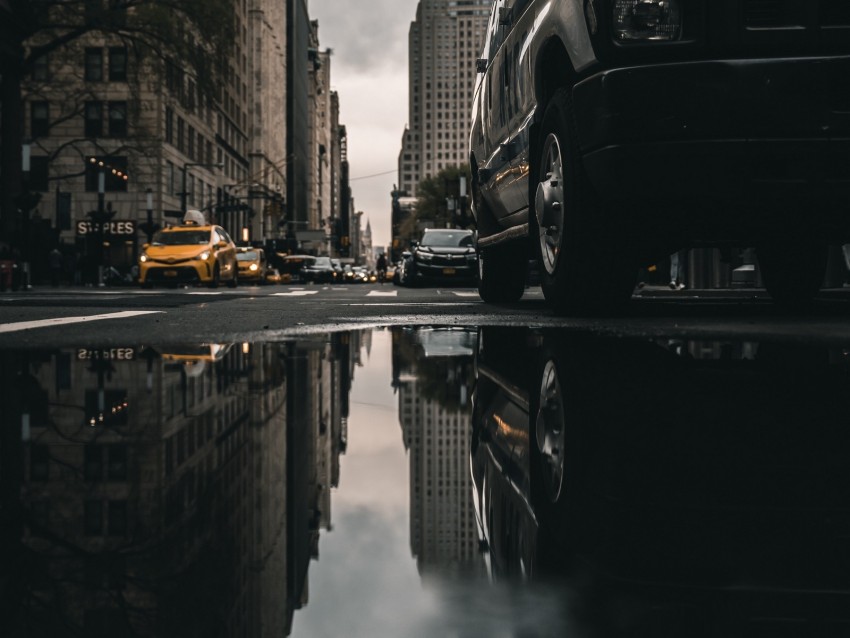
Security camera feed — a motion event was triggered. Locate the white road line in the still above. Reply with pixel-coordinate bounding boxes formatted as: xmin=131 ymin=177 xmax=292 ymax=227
xmin=188 ymin=292 xmax=224 ymax=296
xmin=273 ymin=291 xmax=319 ymax=297
xmin=452 ymin=291 xmax=480 ymax=297
xmin=0 ymin=311 xmax=164 ymax=335
xmin=367 ymin=290 xmax=398 ymax=297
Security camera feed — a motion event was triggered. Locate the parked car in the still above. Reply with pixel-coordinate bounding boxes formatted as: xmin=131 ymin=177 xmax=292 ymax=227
xmin=469 ymin=0 xmax=850 ymax=310
xmin=302 ymin=256 xmax=338 ymax=284
xmin=280 ymin=255 xmax=315 ymax=283
xmin=139 ymin=222 xmax=238 ymax=288
xmin=236 ymin=247 xmax=267 ymax=284
xmin=405 ymin=229 xmax=478 ymax=286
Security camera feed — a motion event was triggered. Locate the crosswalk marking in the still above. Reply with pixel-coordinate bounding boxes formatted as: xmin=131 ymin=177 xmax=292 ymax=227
xmin=273 ymin=291 xmax=319 ymax=297
xmin=367 ymin=290 xmax=398 ymax=297
xmin=0 ymin=311 xmax=164 ymax=335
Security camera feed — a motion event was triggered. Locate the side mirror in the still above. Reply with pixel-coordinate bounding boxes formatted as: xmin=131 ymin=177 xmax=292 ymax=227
xmin=142 ymin=243 xmax=150 ymax=250
xmin=410 ymin=241 xmax=419 ymax=249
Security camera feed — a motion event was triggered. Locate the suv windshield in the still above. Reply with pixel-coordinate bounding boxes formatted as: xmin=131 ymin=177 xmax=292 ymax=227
xmin=152 ymin=230 xmax=211 ymax=246
xmin=312 ymin=257 xmax=333 ymax=268
xmin=420 ymin=232 xmax=473 ymax=248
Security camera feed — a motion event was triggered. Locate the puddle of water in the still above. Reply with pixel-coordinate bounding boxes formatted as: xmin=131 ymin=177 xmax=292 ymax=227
xmin=2 ymin=328 xmax=850 ymax=636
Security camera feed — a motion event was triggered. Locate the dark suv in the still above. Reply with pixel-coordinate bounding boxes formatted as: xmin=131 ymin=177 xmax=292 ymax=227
xmin=406 ymin=229 xmax=478 ymax=285
xmin=469 ymin=0 xmax=850 ymax=311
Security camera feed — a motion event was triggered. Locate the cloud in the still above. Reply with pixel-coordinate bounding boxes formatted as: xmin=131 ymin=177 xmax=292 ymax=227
xmin=311 ymin=0 xmax=416 ymax=76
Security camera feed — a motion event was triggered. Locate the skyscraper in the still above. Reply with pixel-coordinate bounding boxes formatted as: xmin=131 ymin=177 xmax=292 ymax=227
xmin=397 ymin=0 xmax=492 ymax=197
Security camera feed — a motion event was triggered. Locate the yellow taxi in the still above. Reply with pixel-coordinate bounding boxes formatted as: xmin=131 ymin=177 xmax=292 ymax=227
xmin=139 ymin=219 xmax=238 ymax=288
xmin=235 ymin=247 xmax=267 ymax=284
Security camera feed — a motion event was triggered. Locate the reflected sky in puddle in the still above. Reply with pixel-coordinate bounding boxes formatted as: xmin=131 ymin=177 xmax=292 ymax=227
xmin=3 ymin=328 xmax=850 ymax=636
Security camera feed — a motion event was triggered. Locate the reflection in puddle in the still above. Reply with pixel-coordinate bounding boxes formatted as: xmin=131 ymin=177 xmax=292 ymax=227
xmin=2 ymin=329 xmax=850 ymax=636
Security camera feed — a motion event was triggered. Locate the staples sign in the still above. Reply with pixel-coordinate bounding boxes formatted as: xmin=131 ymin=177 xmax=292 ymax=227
xmin=76 ymin=220 xmax=137 ymax=236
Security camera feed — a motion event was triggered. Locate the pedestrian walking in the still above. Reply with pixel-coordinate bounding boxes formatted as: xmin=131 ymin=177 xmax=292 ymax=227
xmin=669 ymin=249 xmax=687 ymax=290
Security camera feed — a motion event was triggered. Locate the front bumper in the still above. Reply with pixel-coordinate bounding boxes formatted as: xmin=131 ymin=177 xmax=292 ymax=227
xmin=573 ymin=55 xmax=850 ymax=241
xmin=140 ymin=261 xmax=213 ymax=284
xmin=238 ymin=268 xmax=264 ymax=282
xmin=413 ymin=260 xmax=478 ymax=282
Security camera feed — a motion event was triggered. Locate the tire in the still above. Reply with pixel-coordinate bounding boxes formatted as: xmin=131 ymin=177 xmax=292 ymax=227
xmin=758 ymin=242 xmax=827 ymax=307
xmin=533 ymin=88 xmax=635 ymax=314
xmin=208 ymin=264 xmax=220 ymax=289
xmin=477 ymin=242 xmax=526 ymax=303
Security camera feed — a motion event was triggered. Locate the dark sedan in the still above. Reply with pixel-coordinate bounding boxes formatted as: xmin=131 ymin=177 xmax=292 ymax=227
xmin=406 ymin=229 xmax=478 ymax=286
xmin=302 ymin=256 xmax=338 ymax=284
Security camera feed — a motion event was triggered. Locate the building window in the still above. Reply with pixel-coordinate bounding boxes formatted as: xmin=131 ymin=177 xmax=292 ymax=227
xmin=165 ymin=107 xmax=173 ymax=143
xmin=188 ymin=125 xmax=195 ymax=160
xmin=167 ymin=161 xmax=175 ymax=195
xmin=84 ymin=101 xmax=103 ymax=137
xmin=84 ymin=47 xmax=103 ymax=81
xmin=84 ymin=500 xmax=103 ymax=535
xmin=177 ymin=118 xmax=184 ymax=152
xmin=32 ymin=54 xmax=49 ymax=81
xmin=108 ymin=46 xmax=127 ymax=81
xmin=30 ymin=101 xmax=49 ymax=138
xmin=107 ymin=101 xmax=127 ymax=137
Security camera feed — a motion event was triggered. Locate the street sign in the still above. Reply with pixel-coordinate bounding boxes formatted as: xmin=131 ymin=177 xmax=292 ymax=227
xmin=76 ymin=220 xmax=137 ymax=236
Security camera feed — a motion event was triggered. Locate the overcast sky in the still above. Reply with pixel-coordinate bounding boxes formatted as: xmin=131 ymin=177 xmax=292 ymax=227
xmin=310 ymin=0 xmax=420 ymax=251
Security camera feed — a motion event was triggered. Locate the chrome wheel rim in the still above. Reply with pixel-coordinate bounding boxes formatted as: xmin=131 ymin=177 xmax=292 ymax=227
xmin=535 ymin=133 xmax=566 ymax=276
xmin=536 ymin=359 xmax=565 ymax=502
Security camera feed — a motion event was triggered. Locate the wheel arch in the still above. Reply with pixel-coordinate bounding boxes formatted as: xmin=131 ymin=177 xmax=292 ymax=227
xmin=530 ymin=36 xmax=579 ymax=194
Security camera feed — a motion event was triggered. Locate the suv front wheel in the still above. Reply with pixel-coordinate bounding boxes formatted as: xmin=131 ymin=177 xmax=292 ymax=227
xmin=534 ymin=89 xmax=634 ymax=314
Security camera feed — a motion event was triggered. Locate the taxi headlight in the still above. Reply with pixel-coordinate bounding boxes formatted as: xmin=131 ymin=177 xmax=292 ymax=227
xmin=614 ymin=0 xmax=681 ymax=42
xmin=139 ymin=254 xmax=149 ymax=263
xmin=249 ymin=263 xmax=259 ymax=271
xmin=198 ymin=251 xmax=211 ymax=261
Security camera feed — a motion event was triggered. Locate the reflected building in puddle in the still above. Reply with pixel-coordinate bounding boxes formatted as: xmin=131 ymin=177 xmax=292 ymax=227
xmin=392 ymin=328 xmax=484 ymax=579
xmin=3 ymin=333 xmax=362 ymax=637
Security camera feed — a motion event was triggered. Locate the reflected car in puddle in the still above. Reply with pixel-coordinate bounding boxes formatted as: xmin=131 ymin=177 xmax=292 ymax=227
xmin=471 ymin=327 xmax=850 ymax=633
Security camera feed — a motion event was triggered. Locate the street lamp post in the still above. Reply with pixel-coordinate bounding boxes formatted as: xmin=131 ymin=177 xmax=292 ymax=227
xmin=145 ymin=188 xmax=154 ymax=244
xmin=20 ymin=142 xmax=31 ymax=289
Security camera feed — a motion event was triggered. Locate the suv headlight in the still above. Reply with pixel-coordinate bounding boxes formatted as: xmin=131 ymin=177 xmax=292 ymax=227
xmin=198 ymin=251 xmax=211 ymax=261
xmin=614 ymin=0 xmax=681 ymax=42
xmin=417 ymin=251 xmax=433 ymax=262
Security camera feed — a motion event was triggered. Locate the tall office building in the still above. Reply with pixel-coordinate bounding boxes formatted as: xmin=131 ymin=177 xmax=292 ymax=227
xmin=397 ymin=0 xmax=492 ymax=197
